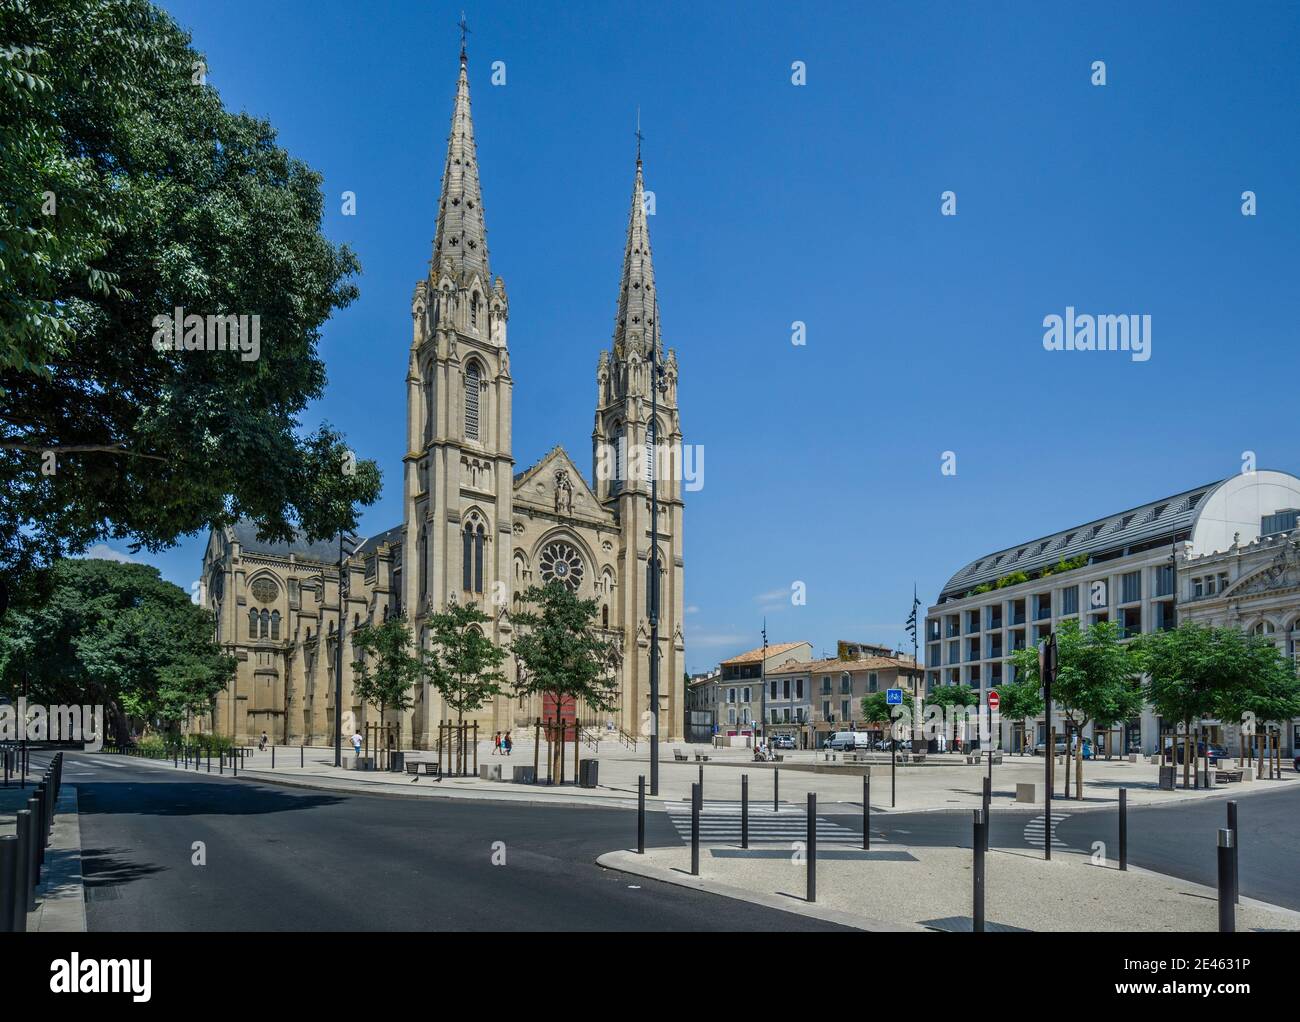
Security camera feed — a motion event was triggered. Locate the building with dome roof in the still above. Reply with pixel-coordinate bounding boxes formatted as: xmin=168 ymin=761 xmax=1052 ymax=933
xmin=924 ymin=470 xmax=1300 ymax=755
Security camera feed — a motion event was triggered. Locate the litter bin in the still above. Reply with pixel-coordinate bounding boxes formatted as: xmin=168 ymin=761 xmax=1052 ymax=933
xmin=1158 ymin=765 xmax=1176 ymax=790
xmin=389 ymin=751 xmax=405 ymax=773
xmin=578 ymin=759 xmax=599 ymax=788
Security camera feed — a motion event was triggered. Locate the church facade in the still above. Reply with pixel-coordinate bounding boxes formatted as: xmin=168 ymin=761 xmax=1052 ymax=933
xmin=199 ymin=46 xmax=686 ymax=747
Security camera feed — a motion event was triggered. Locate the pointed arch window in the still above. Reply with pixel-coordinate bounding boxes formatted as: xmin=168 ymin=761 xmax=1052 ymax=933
xmin=260 ymin=609 xmax=270 ymax=639
xmin=463 ymin=523 xmax=474 ymax=591
xmin=646 ymin=548 xmax=662 ymax=622
xmin=602 ymin=605 xmax=609 ymax=629
xmin=423 ymin=372 xmax=435 ymax=444
xmin=474 ymin=524 xmax=485 ymax=593
xmin=611 ymin=423 xmax=625 ymax=494
xmin=419 ymin=526 xmax=429 ymax=599
xmin=646 ymin=421 xmax=656 ymax=484
xmin=471 ymin=292 xmax=479 ymax=329
xmin=249 ymin=608 xmax=260 ymax=638
xmin=270 ymin=611 xmax=281 ymax=640
xmin=465 ymin=362 xmax=481 ymax=441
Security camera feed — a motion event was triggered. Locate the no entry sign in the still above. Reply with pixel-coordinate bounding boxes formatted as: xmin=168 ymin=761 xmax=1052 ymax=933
xmin=987 ymin=691 xmax=1001 ymax=711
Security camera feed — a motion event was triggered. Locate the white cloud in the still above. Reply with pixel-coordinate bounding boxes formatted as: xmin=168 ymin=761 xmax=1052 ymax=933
xmin=686 ymin=631 xmax=750 ymax=650
xmin=79 ymin=543 xmax=141 ymax=564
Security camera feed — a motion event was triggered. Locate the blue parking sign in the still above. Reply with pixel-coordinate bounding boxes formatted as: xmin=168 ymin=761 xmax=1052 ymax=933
xmin=886 ymin=688 xmax=903 ymax=705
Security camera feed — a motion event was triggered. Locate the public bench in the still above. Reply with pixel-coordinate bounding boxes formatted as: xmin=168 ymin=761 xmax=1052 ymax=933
xmin=673 ymin=749 xmax=689 ymax=762
xmin=694 ymin=752 xmax=710 ymax=762
xmin=1215 ymin=768 xmax=1243 ymax=783
xmin=405 ymin=761 xmax=442 ymax=778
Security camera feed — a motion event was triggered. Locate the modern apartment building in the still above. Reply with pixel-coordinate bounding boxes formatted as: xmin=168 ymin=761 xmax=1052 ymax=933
xmin=925 ymin=469 xmax=1300 ymax=754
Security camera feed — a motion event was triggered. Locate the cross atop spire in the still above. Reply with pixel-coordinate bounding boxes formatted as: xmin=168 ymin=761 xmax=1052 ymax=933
xmin=431 ymin=34 xmax=490 ymax=287
xmin=459 ymin=11 xmax=470 ymax=65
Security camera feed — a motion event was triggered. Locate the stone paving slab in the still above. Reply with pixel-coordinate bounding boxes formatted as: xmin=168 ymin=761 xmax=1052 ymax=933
xmin=597 ymin=842 xmax=1300 ymax=933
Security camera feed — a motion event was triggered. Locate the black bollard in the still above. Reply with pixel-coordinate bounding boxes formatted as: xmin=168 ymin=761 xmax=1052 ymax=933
xmin=301 ymin=744 xmax=305 ymax=768
xmin=698 ymin=762 xmax=703 ymax=803
xmin=1227 ymin=801 xmax=1239 ymax=905
xmin=15 ymin=809 xmax=34 ymax=920
xmin=973 ymin=809 xmax=986 ymax=932
xmin=741 ymin=774 xmax=749 ymax=850
xmin=863 ymin=772 xmax=870 ymax=851
xmin=25 ymin=798 xmax=40 ymax=896
xmin=1119 ymin=788 xmax=1128 ymax=871
xmin=773 ymin=766 xmax=779 ymax=813
xmin=637 ymin=775 xmax=646 ymax=854
xmin=690 ymin=782 xmax=700 ymax=876
xmin=0 ymin=835 xmax=18 ymax=932
xmin=806 ymin=792 xmax=817 ymax=903
xmin=272 ymin=745 xmax=276 ymax=769
xmin=1217 ymin=829 xmax=1235 ymax=933
xmin=174 ymin=746 xmax=178 ymax=768
xmin=219 ymin=751 xmax=224 ymax=775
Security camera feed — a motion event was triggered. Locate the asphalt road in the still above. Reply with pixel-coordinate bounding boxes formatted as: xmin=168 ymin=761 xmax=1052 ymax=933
xmin=39 ymin=751 xmax=848 ymax=932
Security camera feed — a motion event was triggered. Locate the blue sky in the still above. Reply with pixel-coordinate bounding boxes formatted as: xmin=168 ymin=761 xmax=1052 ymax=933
xmin=133 ymin=0 xmax=1299 ymax=672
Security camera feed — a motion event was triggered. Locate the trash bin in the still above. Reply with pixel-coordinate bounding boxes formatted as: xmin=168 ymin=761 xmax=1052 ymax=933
xmin=389 ymin=751 xmax=405 ymax=772
xmin=578 ymin=759 xmax=599 ymax=788
xmin=1158 ymin=765 xmax=1176 ymax=790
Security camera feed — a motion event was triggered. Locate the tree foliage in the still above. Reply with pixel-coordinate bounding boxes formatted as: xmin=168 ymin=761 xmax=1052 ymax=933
xmin=511 ymin=582 xmax=621 ymax=716
xmin=0 ymin=557 xmax=234 ymax=740
xmin=0 ymin=0 xmax=379 ymax=597
xmin=423 ymin=599 xmax=508 ymax=725
xmin=349 ymin=615 xmax=422 ymax=731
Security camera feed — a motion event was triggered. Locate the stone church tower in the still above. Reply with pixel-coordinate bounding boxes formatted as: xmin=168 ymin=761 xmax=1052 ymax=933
xmin=593 ymin=151 xmax=685 ymax=739
xmin=402 ymin=42 xmax=515 ymax=746
xmin=198 ymin=41 xmax=686 ymax=747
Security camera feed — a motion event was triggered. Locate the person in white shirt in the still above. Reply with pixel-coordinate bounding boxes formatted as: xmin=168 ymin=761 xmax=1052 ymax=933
xmin=351 ymin=730 xmax=363 ymax=757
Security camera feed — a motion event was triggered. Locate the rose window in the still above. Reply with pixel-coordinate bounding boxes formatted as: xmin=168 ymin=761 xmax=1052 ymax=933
xmin=539 ymin=541 xmax=584 ymax=590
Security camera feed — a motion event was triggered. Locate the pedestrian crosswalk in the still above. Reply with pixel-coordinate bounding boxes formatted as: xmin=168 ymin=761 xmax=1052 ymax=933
xmin=664 ymin=799 xmax=860 ymax=845
xmin=1022 ymin=813 xmax=1070 ymax=849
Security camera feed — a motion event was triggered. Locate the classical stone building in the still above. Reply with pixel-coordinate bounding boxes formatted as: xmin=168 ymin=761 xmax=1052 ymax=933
xmin=199 ymin=44 xmax=686 ymax=747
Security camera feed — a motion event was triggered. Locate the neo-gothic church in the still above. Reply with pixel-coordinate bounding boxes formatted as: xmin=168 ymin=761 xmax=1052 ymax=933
xmin=199 ymin=45 xmax=686 ymax=747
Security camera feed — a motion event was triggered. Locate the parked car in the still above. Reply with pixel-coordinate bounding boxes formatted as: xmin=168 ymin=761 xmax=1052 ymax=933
xmin=826 ymin=731 xmax=872 ymax=751
xmin=772 ymin=734 xmax=796 ymax=750
xmin=1034 ymin=736 xmax=1092 ymax=758
xmin=1162 ymin=738 xmax=1228 ymax=764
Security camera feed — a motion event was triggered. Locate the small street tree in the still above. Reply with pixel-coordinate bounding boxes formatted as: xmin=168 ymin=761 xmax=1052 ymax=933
xmin=424 ymin=599 xmax=508 ymax=764
xmin=860 ymin=688 xmax=913 ymax=743
xmin=511 ymin=582 xmax=621 ymax=769
xmin=992 ymin=678 xmax=1044 ymax=754
xmin=924 ymin=683 xmax=979 ymax=749
xmin=349 ymin=615 xmax=423 ymax=756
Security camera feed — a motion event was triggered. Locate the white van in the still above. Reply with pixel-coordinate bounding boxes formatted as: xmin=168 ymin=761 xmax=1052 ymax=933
xmin=827 ymin=731 xmax=871 ymax=751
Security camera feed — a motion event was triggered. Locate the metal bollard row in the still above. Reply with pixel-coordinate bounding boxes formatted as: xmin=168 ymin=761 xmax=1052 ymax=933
xmin=1 ymin=750 xmax=63 ymax=932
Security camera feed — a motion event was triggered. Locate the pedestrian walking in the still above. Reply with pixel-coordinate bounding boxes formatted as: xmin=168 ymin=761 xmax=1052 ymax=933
xmin=259 ymin=729 xmax=268 ymax=752
xmin=492 ymin=731 xmax=501 ymax=756
xmin=504 ymin=731 xmax=513 ymax=756
xmin=351 ymin=729 xmax=363 ymax=758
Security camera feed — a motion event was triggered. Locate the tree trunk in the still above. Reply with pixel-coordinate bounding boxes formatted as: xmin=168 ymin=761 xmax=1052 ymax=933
xmin=1075 ymin=726 xmax=1084 ymax=800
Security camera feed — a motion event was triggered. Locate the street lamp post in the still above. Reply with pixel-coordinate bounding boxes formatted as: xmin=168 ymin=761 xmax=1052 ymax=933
xmin=647 ymin=293 xmax=666 ymax=797
xmin=334 ymin=531 xmax=359 ymax=768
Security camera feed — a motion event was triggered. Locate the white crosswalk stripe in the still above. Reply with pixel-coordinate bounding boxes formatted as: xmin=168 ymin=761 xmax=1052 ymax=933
xmin=1022 ymin=813 xmax=1070 ymax=848
xmin=664 ymin=800 xmax=860 ymax=845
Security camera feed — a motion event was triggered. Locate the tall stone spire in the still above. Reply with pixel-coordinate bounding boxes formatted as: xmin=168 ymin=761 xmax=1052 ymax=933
xmin=611 ymin=152 xmax=659 ymax=359
xmin=431 ymin=39 xmax=490 ymax=287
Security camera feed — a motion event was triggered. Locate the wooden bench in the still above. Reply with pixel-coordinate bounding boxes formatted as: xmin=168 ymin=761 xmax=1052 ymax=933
xmin=693 ymin=752 xmax=710 ymax=762
xmin=405 ymin=761 xmax=442 ymax=777
xmin=673 ymin=749 xmax=689 ymax=762
xmin=1215 ymin=769 xmax=1243 ymax=783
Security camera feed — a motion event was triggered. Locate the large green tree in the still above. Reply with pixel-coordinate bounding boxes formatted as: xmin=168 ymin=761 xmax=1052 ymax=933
xmin=1011 ymin=619 xmax=1143 ymax=798
xmin=924 ymin=683 xmax=980 ymax=748
xmin=0 ymin=0 xmax=379 ymax=599
xmin=0 ymin=557 xmax=234 ymax=742
xmin=349 ymin=615 xmax=423 ymax=754
xmin=1136 ymin=622 xmax=1300 ymax=784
